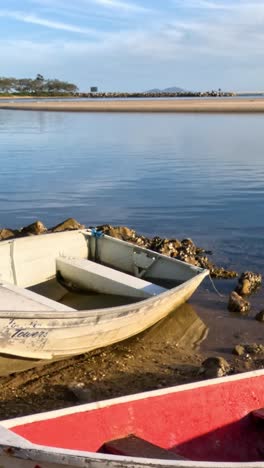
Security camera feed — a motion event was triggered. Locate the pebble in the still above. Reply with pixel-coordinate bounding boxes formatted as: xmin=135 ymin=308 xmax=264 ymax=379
xmin=199 ymin=356 xmax=230 ymax=378
xmin=255 ymin=310 xmax=264 ymax=322
xmin=232 ymin=345 xmax=245 ymax=356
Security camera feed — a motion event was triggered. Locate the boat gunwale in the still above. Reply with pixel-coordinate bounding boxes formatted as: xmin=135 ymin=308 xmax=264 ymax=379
xmin=1 ymin=438 xmax=264 ymax=468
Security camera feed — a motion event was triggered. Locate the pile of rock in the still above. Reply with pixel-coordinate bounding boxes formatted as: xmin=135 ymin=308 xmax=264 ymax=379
xmin=233 ymin=343 xmax=264 ymax=356
xmin=228 ymin=271 xmax=262 ymax=319
xmin=0 ymin=218 xmax=84 ymax=241
xmin=96 ymin=224 xmax=238 ymax=279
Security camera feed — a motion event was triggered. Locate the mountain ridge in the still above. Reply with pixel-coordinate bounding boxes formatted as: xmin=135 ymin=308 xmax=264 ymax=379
xmin=146 ymin=86 xmax=186 ymax=93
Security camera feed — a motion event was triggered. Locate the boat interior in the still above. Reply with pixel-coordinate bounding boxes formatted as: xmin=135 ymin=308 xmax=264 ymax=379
xmin=0 ymin=230 xmax=203 ymax=312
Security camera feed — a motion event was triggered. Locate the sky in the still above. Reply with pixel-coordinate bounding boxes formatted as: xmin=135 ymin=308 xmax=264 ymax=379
xmin=0 ymin=0 xmax=263 ymax=92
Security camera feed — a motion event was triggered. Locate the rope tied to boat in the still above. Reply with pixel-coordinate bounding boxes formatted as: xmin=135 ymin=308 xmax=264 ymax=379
xmin=90 ymin=228 xmax=104 ymax=238
xmin=208 ymin=273 xmax=223 ymax=297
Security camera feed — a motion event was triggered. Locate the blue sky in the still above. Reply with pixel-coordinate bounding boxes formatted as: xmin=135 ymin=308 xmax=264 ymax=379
xmin=0 ymin=0 xmax=263 ymax=92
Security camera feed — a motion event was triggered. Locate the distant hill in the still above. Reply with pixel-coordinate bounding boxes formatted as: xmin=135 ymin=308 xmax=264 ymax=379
xmin=147 ymin=86 xmax=186 ymax=93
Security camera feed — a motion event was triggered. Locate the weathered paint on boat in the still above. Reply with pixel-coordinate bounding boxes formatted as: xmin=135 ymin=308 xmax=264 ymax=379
xmin=0 ymin=370 xmax=264 ymax=467
xmin=0 ymin=230 xmax=208 ymax=365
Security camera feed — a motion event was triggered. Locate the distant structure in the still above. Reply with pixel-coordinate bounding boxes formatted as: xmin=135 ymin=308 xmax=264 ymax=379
xmin=90 ymin=86 xmax=98 ymax=93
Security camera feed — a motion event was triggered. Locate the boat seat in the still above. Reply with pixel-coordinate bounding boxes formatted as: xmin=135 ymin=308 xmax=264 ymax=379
xmin=56 ymin=257 xmax=167 ymax=299
xmin=100 ymin=435 xmax=187 ymax=460
xmin=0 ymin=281 xmax=75 ymax=311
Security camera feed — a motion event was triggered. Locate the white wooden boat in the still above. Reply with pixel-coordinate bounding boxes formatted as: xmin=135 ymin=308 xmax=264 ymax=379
xmin=0 ymin=229 xmax=208 ymax=372
xmin=0 ymin=369 xmax=264 ymax=467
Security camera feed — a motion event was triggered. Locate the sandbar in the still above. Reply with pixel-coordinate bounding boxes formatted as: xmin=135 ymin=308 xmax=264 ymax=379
xmin=0 ymin=98 xmax=264 ymax=113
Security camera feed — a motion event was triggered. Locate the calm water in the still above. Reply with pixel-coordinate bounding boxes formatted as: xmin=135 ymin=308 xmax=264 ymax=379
xmin=1 ymin=110 xmax=263 ymax=272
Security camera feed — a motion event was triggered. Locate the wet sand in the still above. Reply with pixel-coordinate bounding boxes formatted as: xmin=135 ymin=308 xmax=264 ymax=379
xmin=1 ymin=98 xmax=264 ymax=113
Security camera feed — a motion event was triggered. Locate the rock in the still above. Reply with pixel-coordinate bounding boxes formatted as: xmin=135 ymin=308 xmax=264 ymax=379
xmin=0 ymin=228 xmax=16 ymax=241
xmin=136 ymin=236 xmax=148 ymax=246
xmin=197 ymin=256 xmax=214 ymax=270
xmin=181 ymin=238 xmax=196 ymax=256
xmin=151 ymin=238 xmax=182 ymax=257
xmin=210 ymin=267 xmax=238 ymax=279
xmin=51 ymin=218 xmax=85 ymax=232
xmin=150 ymin=236 xmax=167 ymax=252
xmin=255 ymin=310 xmax=264 ymax=322
xmin=169 ymin=239 xmax=182 ymax=250
xmin=228 ymin=291 xmax=250 ymax=314
xmin=200 ymin=356 xmax=230 ymax=378
xmin=176 ymin=252 xmax=198 ymax=266
xmin=96 ymin=225 xmax=136 ymax=241
xmin=97 ymin=224 xmax=238 ymax=278
xmin=20 ymin=220 xmax=47 ymax=236
xmin=109 ymin=226 xmax=136 ymax=240
xmin=232 ymin=342 xmax=264 ymax=356
xmin=181 ymin=238 xmax=195 ymax=248
xmin=183 ymin=256 xmax=199 ymax=266
xmin=67 ymin=383 xmax=93 ymax=402
xmin=161 ymin=240 xmax=180 ymax=256
xmin=244 ymin=343 xmax=264 ymax=355
xmin=236 ymin=271 xmax=262 ymax=296
xmin=232 ymin=345 xmax=245 ymax=356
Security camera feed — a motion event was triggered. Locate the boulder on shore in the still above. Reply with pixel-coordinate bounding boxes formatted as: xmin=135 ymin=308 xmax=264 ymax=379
xmin=232 ymin=343 xmax=264 ymax=356
xmin=232 ymin=345 xmax=246 ymax=356
xmin=51 ymin=218 xmax=85 ymax=232
xmin=0 ymin=228 xmax=17 ymax=241
xmin=228 ymin=291 xmax=250 ymax=314
xmin=20 ymin=220 xmax=47 ymax=236
xmin=96 ymin=225 xmax=136 ymax=241
xmin=199 ymin=356 xmax=230 ymax=378
xmin=236 ymin=271 xmax=262 ymax=296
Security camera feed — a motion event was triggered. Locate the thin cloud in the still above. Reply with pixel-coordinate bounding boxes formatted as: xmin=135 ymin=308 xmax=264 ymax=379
xmin=173 ymin=0 xmax=264 ymax=11
xmin=33 ymin=0 xmax=152 ymax=15
xmin=90 ymin=0 xmax=150 ymax=12
xmin=0 ymin=10 xmax=99 ymax=35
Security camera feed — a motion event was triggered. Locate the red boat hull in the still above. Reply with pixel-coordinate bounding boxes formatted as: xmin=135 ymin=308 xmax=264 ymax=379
xmin=3 ymin=370 xmax=264 ymax=464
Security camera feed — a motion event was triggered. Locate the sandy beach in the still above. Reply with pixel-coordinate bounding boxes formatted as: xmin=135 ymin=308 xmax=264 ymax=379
xmin=1 ymin=98 xmax=264 ymax=113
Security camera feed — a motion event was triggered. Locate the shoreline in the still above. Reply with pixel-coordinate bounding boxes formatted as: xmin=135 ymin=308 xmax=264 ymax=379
xmin=0 ymin=98 xmax=264 ymax=113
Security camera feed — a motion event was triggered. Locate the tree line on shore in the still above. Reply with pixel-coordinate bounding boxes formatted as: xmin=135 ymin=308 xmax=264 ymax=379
xmin=0 ymin=74 xmax=78 ymax=96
